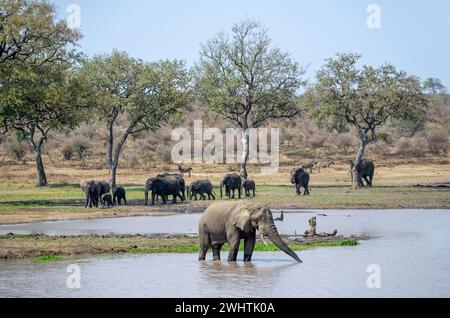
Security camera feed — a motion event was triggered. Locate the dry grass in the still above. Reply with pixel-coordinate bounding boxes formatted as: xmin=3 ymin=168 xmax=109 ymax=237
xmin=0 ymin=156 xmax=448 ymax=225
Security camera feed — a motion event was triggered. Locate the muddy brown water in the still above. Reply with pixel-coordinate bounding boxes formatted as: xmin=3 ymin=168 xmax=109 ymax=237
xmin=0 ymin=209 xmax=449 ymax=297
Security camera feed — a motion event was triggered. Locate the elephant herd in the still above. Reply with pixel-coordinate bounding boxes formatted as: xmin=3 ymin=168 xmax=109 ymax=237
xmin=81 ymin=159 xmax=375 ymax=208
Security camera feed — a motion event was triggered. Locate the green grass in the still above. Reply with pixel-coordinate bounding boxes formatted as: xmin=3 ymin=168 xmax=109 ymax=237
xmin=129 ymin=239 xmax=358 ymax=255
xmin=32 ymin=255 xmax=65 ymax=263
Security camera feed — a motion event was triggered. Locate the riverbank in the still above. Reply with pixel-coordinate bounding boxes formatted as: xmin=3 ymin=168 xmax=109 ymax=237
xmin=0 ymin=183 xmax=448 ymax=225
xmin=0 ymin=233 xmax=360 ymax=261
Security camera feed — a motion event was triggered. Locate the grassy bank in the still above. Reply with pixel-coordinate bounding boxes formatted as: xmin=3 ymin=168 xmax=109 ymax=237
xmin=0 ymin=159 xmax=448 ymax=225
xmin=0 ymin=234 xmax=358 ymax=261
xmin=0 ymin=183 xmax=448 ymax=225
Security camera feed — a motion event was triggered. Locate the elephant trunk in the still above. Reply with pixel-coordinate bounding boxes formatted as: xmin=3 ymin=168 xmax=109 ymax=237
xmin=220 ymin=182 xmax=223 ymax=198
xmin=266 ymin=223 xmax=302 ymax=263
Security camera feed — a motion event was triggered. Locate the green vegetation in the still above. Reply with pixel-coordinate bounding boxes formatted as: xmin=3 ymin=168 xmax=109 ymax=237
xmin=0 ymin=234 xmax=358 ymax=260
xmin=32 ymin=255 xmax=65 ymax=263
xmin=304 ymin=53 xmax=428 ymax=189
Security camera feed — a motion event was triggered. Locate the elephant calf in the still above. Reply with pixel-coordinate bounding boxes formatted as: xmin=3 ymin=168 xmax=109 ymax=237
xmin=102 ymin=193 xmax=113 ymax=208
xmin=242 ymin=180 xmax=256 ymax=197
xmin=198 ymin=202 xmax=301 ymax=263
xmin=113 ymin=187 xmax=127 ymax=205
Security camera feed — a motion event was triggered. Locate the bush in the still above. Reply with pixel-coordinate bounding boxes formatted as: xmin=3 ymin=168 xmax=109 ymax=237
xmin=61 ymin=139 xmax=90 ymax=161
xmin=61 ymin=143 xmax=74 ymax=160
xmin=72 ymin=139 xmax=89 ymax=161
xmin=5 ymin=139 xmax=28 ymax=163
xmin=309 ymin=134 xmax=327 ymax=149
xmin=370 ymin=140 xmax=391 ymax=156
xmin=335 ymin=133 xmax=356 ymax=155
xmin=426 ymin=128 xmax=449 ymax=155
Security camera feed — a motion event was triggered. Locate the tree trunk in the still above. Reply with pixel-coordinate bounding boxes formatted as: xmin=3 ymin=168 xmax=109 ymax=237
xmin=29 ymin=142 xmax=48 ymax=187
xmin=352 ymin=140 xmax=367 ymax=190
xmin=241 ymin=127 xmax=250 ymax=180
xmin=109 ymin=164 xmax=117 ymax=189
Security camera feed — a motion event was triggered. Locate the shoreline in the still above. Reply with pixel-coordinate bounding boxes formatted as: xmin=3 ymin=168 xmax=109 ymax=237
xmin=0 ymin=203 xmax=449 ymax=226
xmin=0 ymin=233 xmax=363 ymax=261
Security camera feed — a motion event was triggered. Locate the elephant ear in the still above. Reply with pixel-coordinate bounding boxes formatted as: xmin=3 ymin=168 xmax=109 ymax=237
xmin=231 ymin=208 xmax=253 ymax=233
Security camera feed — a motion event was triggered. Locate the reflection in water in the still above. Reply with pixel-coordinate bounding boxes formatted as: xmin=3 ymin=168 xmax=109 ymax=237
xmin=198 ymin=261 xmax=298 ymax=297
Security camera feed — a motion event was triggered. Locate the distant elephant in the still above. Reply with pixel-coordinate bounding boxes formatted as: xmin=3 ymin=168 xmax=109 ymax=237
xmin=198 ymin=202 xmax=302 ymax=263
xmin=112 ymin=187 xmax=127 ymax=205
xmin=188 ymin=180 xmax=215 ymax=201
xmin=157 ymin=173 xmax=186 ymax=200
xmin=81 ymin=180 xmax=110 ymax=208
xmin=102 ymin=193 xmax=113 ymax=208
xmin=219 ymin=173 xmax=242 ymax=199
xmin=348 ymin=159 xmax=375 ymax=187
xmin=81 ymin=180 xmax=96 ymax=208
xmin=291 ymin=168 xmax=310 ymax=195
xmin=242 ymin=179 xmax=256 ymax=197
xmin=145 ymin=175 xmax=185 ymax=206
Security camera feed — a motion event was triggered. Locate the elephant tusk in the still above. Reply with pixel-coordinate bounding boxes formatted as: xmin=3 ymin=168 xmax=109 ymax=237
xmin=260 ymin=233 xmax=268 ymax=246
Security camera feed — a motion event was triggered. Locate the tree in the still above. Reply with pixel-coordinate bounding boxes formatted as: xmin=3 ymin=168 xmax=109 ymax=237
xmin=0 ymin=63 xmax=89 ymax=186
xmin=423 ymin=77 xmax=446 ymax=95
xmin=0 ymin=0 xmax=83 ymax=186
xmin=80 ymin=51 xmax=190 ymax=188
xmin=196 ymin=20 xmax=305 ymax=178
xmin=304 ymin=53 xmax=428 ymax=189
xmin=0 ymin=0 xmax=80 ymax=65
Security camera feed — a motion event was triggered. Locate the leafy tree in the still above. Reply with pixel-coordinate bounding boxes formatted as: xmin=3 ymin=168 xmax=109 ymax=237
xmin=304 ymin=53 xmax=428 ymax=189
xmin=80 ymin=51 xmax=190 ymax=188
xmin=0 ymin=0 xmax=80 ymax=65
xmin=423 ymin=77 xmax=446 ymax=95
xmin=196 ymin=20 xmax=305 ymax=178
xmin=0 ymin=0 xmax=83 ymax=186
xmin=0 ymin=63 xmax=89 ymax=186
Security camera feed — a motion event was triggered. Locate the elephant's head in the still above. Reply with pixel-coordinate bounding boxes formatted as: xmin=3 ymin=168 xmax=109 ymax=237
xmin=219 ymin=176 xmax=230 ymax=198
xmin=188 ymin=181 xmax=198 ymax=200
xmin=230 ymin=203 xmax=302 ymax=263
xmin=291 ymin=168 xmax=306 ymax=184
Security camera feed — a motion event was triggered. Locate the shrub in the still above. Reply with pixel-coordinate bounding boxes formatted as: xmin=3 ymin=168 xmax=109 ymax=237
xmin=5 ymin=139 xmax=28 ymax=163
xmin=61 ymin=143 xmax=74 ymax=160
xmin=61 ymin=139 xmax=90 ymax=161
xmin=335 ymin=133 xmax=356 ymax=155
xmin=72 ymin=139 xmax=89 ymax=161
xmin=370 ymin=140 xmax=391 ymax=156
xmin=426 ymin=128 xmax=449 ymax=155
xmin=309 ymin=134 xmax=327 ymax=149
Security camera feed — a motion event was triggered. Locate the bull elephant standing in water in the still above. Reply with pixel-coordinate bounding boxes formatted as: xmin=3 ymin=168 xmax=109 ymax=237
xmin=198 ymin=201 xmax=302 ymax=263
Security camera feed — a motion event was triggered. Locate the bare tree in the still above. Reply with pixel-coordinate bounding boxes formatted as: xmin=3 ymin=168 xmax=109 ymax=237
xmin=196 ymin=20 xmax=305 ymax=177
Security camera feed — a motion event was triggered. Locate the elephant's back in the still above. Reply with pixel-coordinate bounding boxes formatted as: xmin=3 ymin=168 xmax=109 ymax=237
xmin=200 ymin=201 xmax=238 ymax=231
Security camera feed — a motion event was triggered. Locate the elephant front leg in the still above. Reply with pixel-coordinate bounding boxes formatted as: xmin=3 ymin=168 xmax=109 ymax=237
xmin=243 ymin=233 xmax=256 ymax=262
xmin=227 ymin=237 xmax=241 ymax=262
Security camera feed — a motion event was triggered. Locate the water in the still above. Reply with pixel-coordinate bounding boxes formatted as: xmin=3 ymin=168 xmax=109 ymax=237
xmin=1 ymin=209 xmax=449 ymax=297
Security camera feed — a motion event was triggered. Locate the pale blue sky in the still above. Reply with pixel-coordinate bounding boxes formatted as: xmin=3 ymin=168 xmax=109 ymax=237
xmin=53 ymin=0 xmax=450 ymax=86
